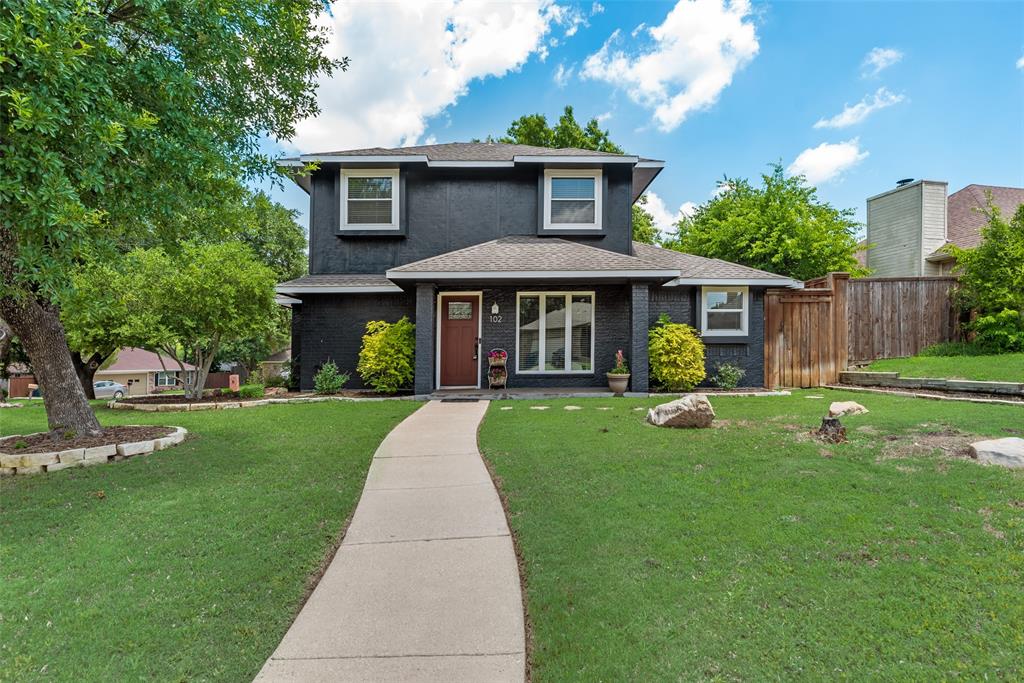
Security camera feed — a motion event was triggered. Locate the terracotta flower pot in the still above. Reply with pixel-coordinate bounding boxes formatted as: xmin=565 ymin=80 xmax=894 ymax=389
xmin=606 ymin=372 xmax=630 ymax=396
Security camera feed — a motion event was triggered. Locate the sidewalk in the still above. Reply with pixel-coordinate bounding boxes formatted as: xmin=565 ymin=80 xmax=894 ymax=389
xmin=255 ymin=399 xmax=525 ymax=682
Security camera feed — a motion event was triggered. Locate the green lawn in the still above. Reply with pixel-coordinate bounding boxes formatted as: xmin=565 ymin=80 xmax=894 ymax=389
xmin=0 ymin=399 xmax=418 ymax=682
xmin=479 ymin=389 xmax=1024 ymax=680
xmin=866 ymin=352 xmax=1024 ymax=382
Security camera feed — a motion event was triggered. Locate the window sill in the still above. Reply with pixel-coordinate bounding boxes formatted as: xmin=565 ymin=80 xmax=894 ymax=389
xmin=337 ymin=228 xmax=406 ymax=238
xmin=516 ymin=370 xmax=595 ymax=375
xmin=538 ymin=228 xmax=605 ymax=237
xmin=700 ymin=334 xmax=749 ymax=344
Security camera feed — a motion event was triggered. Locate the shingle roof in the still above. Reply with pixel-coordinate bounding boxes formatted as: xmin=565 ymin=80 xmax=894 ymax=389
xmin=387 ymin=236 xmax=675 ymax=277
xmin=276 ymin=274 xmax=401 ymax=293
xmin=97 ymin=348 xmax=196 ymax=373
xmin=946 ymin=184 xmax=1024 ymax=249
xmin=631 ymin=242 xmax=796 ymax=281
xmin=301 ymin=141 xmax=657 ymax=162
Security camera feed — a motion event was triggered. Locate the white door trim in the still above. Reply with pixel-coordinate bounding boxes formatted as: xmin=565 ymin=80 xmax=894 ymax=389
xmin=435 ymin=291 xmax=483 ymax=390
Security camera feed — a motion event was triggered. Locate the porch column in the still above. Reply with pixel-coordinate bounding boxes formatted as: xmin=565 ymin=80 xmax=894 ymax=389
xmin=414 ymin=283 xmax=436 ymax=395
xmin=630 ymin=283 xmax=650 ymax=393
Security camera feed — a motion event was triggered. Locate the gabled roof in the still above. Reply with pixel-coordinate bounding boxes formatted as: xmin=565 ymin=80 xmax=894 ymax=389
xmin=97 ymin=348 xmax=196 ymax=373
xmin=386 ymin=236 xmax=677 ymax=281
xmin=631 ymin=242 xmax=802 ymax=287
xmin=276 ymin=274 xmax=402 ymax=295
xmin=947 ymin=184 xmax=1024 ymax=249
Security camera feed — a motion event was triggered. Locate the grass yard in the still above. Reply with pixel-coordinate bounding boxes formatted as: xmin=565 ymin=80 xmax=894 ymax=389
xmin=479 ymin=389 xmax=1024 ymax=680
xmin=866 ymin=351 xmax=1024 ymax=382
xmin=0 ymin=399 xmax=418 ymax=682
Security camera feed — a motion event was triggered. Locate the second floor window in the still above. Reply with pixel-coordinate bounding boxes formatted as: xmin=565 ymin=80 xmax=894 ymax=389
xmin=342 ymin=169 xmax=399 ymax=229
xmin=543 ymin=169 xmax=602 ymax=230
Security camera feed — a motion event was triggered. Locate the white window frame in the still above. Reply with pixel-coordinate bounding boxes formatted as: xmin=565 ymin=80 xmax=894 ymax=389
xmin=515 ymin=291 xmax=596 ymax=374
xmin=340 ymin=168 xmax=400 ymax=230
xmin=155 ymin=371 xmax=178 ymax=387
xmin=543 ymin=169 xmax=602 ymax=230
xmin=701 ymin=285 xmax=749 ymax=336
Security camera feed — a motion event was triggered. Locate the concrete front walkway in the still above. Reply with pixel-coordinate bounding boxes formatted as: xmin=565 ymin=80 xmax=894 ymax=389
xmin=255 ymin=400 xmax=525 ymax=682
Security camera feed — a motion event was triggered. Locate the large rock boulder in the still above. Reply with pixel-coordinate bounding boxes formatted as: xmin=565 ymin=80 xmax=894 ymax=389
xmin=647 ymin=394 xmax=715 ymax=429
xmin=969 ymin=437 xmax=1024 ymax=469
xmin=828 ymin=401 xmax=868 ymax=417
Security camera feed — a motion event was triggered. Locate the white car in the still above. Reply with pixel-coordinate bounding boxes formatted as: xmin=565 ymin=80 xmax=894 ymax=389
xmin=93 ymin=380 xmax=126 ymax=399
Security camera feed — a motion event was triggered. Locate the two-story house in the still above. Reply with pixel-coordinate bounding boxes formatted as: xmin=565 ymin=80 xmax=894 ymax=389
xmin=276 ymin=142 xmax=800 ymax=394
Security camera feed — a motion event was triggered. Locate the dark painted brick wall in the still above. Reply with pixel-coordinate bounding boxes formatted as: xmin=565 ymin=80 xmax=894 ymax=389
xmin=647 ymin=286 xmax=767 ymax=388
xmin=308 ymin=165 xmax=634 ymax=274
xmin=295 ymin=292 xmax=416 ymax=390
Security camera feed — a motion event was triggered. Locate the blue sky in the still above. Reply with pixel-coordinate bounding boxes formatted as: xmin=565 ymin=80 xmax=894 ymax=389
xmin=264 ymin=0 xmax=1024 ymax=237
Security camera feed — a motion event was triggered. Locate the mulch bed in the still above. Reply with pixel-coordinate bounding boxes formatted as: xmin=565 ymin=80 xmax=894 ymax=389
xmin=0 ymin=426 xmax=174 ymax=454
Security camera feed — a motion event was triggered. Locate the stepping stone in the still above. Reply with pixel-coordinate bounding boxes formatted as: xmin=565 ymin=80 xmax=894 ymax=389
xmin=633 ymin=407 xmax=645 ymax=411
xmin=564 ymin=405 xmax=582 ymax=411
xmin=500 ymin=406 xmax=513 ymax=411
xmin=530 ymin=406 xmax=549 ymax=411
xmin=805 ymin=395 xmax=824 ymax=399
xmin=596 ymin=407 xmax=612 ymax=411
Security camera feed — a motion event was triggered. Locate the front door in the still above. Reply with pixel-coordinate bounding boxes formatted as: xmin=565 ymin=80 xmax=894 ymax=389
xmin=440 ymin=295 xmax=479 ymax=387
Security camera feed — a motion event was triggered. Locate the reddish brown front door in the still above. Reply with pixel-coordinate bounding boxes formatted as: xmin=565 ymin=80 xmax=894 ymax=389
xmin=440 ymin=295 xmax=479 ymax=387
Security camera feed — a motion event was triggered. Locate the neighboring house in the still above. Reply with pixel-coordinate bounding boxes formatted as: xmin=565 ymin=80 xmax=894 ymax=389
xmin=259 ymin=348 xmax=291 ymax=378
xmin=276 ymin=142 xmax=800 ymax=393
xmin=94 ymin=348 xmax=196 ymax=396
xmin=865 ymin=179 xmax=1024 ymax=276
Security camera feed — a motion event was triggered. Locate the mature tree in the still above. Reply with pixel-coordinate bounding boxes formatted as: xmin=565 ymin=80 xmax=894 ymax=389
xmin=500 ymin=105 xmax=623 ymax=153
xmin=235 ymin=192 xmax=308 ymax=282
xmin=124 ymin=243 xmax=277 ymax=399
xmin=946 ymin=203 xmax=1024 ymax=351
xmin=662 ymin=165 xmax=868 ymax=281
xmin=631 ymin=195 xmax=659 ymax=245
xmin=0 ymin=0 xmax=339 ymax=435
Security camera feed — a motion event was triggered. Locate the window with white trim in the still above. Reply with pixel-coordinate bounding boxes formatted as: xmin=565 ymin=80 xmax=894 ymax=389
xmin=701 ymin=286 xmax=748 ymax=335
xmin=543 ymin=169 xmax=602 ymax=230
xmin=155 ymin=371 xmax=178 ymax=387
xmin=341 ymin=169 xmax=399 ymax=229
xmin=517 ymin=292 xmax=594 ymax=373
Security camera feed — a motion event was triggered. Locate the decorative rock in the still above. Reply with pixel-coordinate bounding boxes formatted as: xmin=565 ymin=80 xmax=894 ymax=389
xmin=17 ymin=451 xmax=59 ymax=468
xmin=0 ymin=467 xmax=15 ymax=476
xmin=969 ymin=437 xmax=1024 ymax=469
xmin=0 ymin=453 xmax=21 ymax=468
xmin=57 ymin=448 xmax=86 ymax=464
xmin=18 ymin=465 xmax=44 ymax=475
xmin=153 ymin=428 xmax=187 ymax=451
xmin=82 ymin=454 xmax=110 ymax=467
xmin=46 ymin=461 xmax=79 ymax=472
xmin=83 ymin=444 xmax=117 ymax=460
xmin=117 ymin=440 xmax=155 ymax=457
xmin=646 ymin=394 xmax=715 ymax=429
xmin=828 ymin=401 xmax=868 ymax=417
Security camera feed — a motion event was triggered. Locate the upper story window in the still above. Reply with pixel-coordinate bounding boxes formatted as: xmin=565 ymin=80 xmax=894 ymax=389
xmin=543 ymin=169 xmax=602 ymax=230
xmin=701 ymin=286 xmax=748 ymax=336
xmin=341 ymin=169 xmax=399 ymax=230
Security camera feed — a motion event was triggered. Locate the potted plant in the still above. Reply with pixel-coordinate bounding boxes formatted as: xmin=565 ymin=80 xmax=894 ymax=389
xmin=606 ymin=349 xmax=630 ymax=396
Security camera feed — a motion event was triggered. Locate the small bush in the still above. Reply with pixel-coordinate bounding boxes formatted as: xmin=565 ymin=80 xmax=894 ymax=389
xmin=918 ymin=341 xmax=1000 ymax=357
xmin=313 ymin=361 xmax=349 ymax=395
xmin=648 ymin=314 xmax=706 ymax=391
xmin=357 ymin=317 xmax=416 ymax=393
xmin=264 ymin=374 xmax=288 ymax=388
xmin=711 ymin=362 xmax=745 ymax=389
xmin=971 ymin=309 xmax=1024 ymax=352
xmin=238 ymin=384 xmax=264 ymax=399
xmin=14 ymin=439 xmax=28 ymax=450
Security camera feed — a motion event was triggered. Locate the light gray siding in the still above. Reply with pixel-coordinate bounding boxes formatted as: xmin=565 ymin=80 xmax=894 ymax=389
xmin=921 ymin=181 xmax=949 ymax=275
xmin=867 ymin=182 xmax=923 ymax=276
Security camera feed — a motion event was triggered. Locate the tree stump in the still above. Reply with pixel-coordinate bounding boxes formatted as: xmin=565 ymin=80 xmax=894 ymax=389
xmin=815 ymin=416 xmax=847 ymax=444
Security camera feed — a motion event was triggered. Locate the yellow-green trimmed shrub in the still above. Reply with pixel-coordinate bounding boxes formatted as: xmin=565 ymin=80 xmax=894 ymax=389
xmin=648 ymin=314 xmax=706 ymax=391
xmin=357 ymin=317 xmax=416 ymax=393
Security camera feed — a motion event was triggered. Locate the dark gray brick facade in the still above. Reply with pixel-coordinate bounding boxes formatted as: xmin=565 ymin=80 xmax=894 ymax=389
xmin=414 ymin=284 xmax=436 ymax=395
xmin=629 ymin=284 xmax=650 ymax=392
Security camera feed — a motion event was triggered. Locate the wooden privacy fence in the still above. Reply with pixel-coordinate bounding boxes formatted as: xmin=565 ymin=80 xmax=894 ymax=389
xmin=844 ymin=276 xmax=958 ymax=362
xmin=764 ymin=273 xmax=849 ymax=388
xmin=765 ymin=274 xmax=960 ymax=388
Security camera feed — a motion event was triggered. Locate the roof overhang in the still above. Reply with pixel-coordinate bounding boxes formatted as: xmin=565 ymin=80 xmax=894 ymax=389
xmin=665 ymin=277 xmax=804 ymax=288
xmin=275 ymin=284 xmax=404 ymax=295
xmin=632 ymin=161 xmax=665 ymax=203
xmin=385 ymin=268 xmax=680 ymax=282
xmin=925 ymin=250 xmax=955 ymax=263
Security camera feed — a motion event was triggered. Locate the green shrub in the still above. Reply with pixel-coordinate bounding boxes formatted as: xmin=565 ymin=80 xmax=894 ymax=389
xmin=238 ymin=384 xmax=264 ymax=399
xmin=313 ymin=361 xmax=349 ymax=395
xmin=648 ymin=314 xmax=706 ymax=391
xmin=972 ymin=309 xmax=1024 ymax=352
xmin=357 ymin=317 xmax=415 ymax=393
xmin=264 ymin=374 xmax=288 ymax=388
xmin=918 ymin=341 xmax=1000 ymax=357
xmin=711 ymin=362 xmax=745 ymax=389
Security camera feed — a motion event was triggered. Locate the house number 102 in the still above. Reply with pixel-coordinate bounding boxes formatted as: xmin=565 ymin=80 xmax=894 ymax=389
xmin=489 ymin=314 xmax=503 ymax=323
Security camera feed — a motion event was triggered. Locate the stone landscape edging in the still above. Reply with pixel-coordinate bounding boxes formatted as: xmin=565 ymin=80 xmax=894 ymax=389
xmin=107 ymin=394 xmax=421 ymax=412
xmin=840 ymin=371 xmax=1024 ymax=397
xmin=0 ymin=426 xmax=188 ymax=476
xmin=825 ymin=384 xmax=1024 ymax=407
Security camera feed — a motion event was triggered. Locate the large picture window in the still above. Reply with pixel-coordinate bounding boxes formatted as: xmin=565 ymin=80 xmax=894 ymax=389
xmin=341 ymin=169 xmax=399 ymax=229
xmin=543 ymin=169 xmax=602 ymax=230
xmin=155 ymin=371 xmax=178 ymax=387
xmin=517 ymin=292 xmax=594 ymax=373
xmin=701 ymin=286 xmax=749 ymax=335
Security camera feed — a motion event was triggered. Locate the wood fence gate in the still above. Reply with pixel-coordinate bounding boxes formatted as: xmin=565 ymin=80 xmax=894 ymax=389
xmin=764 ymin=273 xmax=849 ymax=388
xmin=846 ymin=276 xmax=958 ymax=361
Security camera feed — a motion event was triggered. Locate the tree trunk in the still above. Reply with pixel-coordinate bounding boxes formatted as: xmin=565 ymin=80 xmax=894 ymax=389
xmin=0 ymin=295 xmax=103 ymax=436
xmin=71 ymin=350 xmax=112 ymax=400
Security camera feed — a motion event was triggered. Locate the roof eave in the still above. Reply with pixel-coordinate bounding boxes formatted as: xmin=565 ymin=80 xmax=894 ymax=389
xmin=385 ymin=269 xmax=680 ymax=282
xmin=665 ymin=277 xmax=804 ymax=289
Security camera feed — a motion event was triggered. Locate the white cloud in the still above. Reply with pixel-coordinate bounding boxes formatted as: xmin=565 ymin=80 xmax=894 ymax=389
xmin=645 ymin=192 xmax=694 ymax=234
xmin=862 ymin=47 xmax=903 ymax=77
xmin=788 ymin=138 xmax=869 ymax=185
xmin=595 ymin=111 xmax=612 ymax=123
xmin=630 ymin=22 xmax=646 ymax=38
xmin=1017 ymin=54 xmax=1024 ymax=69
xmin=591 ymin=2 xmax=605 ymax=14
xmin=813 ymin=87 xmax=906 ymax=129
xmin=288 ymin=1 xmax=561 ymax=152
xmin=581 ymin=0 xmax=759 ymax=132
xmin=553 ymin=62 xmax=576 ymax=88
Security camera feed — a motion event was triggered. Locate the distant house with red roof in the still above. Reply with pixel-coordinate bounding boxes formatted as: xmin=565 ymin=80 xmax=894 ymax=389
xmin=94 ymin=348 xmax=196 ymax=396
xmin=865 ymin=180 xmax=1024 ymax=277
